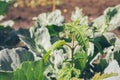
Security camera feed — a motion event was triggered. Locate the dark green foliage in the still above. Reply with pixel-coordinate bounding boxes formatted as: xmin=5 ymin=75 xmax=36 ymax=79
xmin=0 ymin=1 xmax=13 ymax=15
xmin=0 ymin=1 xmax=9 ymax=15
xmin=0 ymin=26 xmax=20 ymax=50
xmin=93 ymin=59 xmax=108 ymax=73
xmin=74 ymin=51 xmax=87 ymax=71
xmin=47 ymin=25 xmax=64 ymax=36
xmin=93 ymin=35 xmax=111 ymax=55
xmin=47 ymin=25 xmax=64 ymax=43
xmin=114 ymin=51 xmax=120 ymax=66
xmin=0 ymin=72 xmax=13 ymax=80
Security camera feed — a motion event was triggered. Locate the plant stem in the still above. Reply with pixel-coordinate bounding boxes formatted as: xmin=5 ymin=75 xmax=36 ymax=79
xmin=52 ymin=0 xmax=56 ymax=11
xmin=71 ymin=33 xmax=75 ymax=67
xmin=72 ymin=33 xmax=74 ymax=48
xmin=66 ymin=33 xmax=76 ymax=67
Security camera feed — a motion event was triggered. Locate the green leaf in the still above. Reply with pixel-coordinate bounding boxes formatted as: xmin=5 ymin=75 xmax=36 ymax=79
xmin=94 ymin=59 xmax=108 ymax=72
xmin=18 ymin=29 xmax=39 ymax=54
xmin=57 ymin=66 xmax=80 ymax=80
xmin=74 ymin=25 xmax=89 ymax=52
xmin=92 ymin=73 xmax=118 ymax=80
xmin=91 ymin=33 xmax=112 ymax=54
xmin=57 ymin=67 xmax=71 ymax=80
xmin=0 ymin=1 xmax=11 ymax=15
xmin=71 ymin=77 xmax=84 ymax=80
xmin=47 ymin=25 xmax=64 ymax=36
xmin=13 ymin=59 xmax=46 ymax=80
xmin=114 ymin=51 xmax=120 ymax=66
xmin=74 ymin=51 xmax=87 ymax=71
xmin=47 ymin=25 xmax=64 ymax=43
xmin=18 ymin=27 xmax=50 ymax=57
xmin=0 ymin=71 xmax=13 ymax=80
xmin=103 ymin=32 xmax=116 ymax=46
xmin=0 ymin=47 xmax=34 ymax=71
xmin=44 ymin=40 xmax=66 ymax=63
xmin=93 ymin=40 xmax=103 ymax=54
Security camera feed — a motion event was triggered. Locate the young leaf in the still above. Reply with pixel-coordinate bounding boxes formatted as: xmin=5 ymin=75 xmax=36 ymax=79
xmin=92 ymin=73 xmax=118 ymax=80
xmin=74 ymin=25 xmax=89 ymax=52
xmin=44 ymin=40 xmax=66 ymax=63
xmin=71 ymin=7 xmax=88 ymax=25
xmin=57 ymin=66 xmax=80 ymax=80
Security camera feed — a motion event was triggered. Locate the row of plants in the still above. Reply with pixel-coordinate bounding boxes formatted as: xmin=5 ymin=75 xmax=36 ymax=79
xmin=14 ymin=0 xmax=63 ymax=8
xmin=0 ymin=4 xmax=120 ymax=80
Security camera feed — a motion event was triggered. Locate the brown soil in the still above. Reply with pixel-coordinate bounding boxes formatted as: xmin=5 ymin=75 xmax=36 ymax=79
xmin=3 ymin=0 xmax=120 ymax=31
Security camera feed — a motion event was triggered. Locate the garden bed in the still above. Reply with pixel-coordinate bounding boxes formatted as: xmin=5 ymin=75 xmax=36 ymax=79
xmin=3 ymin=0 xmax=120 ymax=29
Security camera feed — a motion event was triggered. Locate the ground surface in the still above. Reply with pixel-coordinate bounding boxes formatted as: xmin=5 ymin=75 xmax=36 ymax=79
xmin=3 ymin=0 xmax=120 ymax=31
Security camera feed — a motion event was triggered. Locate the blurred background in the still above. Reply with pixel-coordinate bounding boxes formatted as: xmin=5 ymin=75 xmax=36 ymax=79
xmin=1 ymin=0 xmax=120 ymax=29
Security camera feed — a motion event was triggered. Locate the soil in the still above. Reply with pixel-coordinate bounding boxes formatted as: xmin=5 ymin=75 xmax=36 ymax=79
xmin=3 ymin=0 xmax=120 ymax=34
